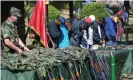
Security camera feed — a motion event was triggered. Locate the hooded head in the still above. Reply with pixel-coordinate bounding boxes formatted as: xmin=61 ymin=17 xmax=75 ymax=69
xmin=59 ymin=16 xmax=65 ymax=25
xmin=89 ymin=15 xmax=96 ymax=23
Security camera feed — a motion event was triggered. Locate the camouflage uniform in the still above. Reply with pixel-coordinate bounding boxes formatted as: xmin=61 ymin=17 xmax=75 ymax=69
xmin=29 ymin=29 xmax=43 ymax=49
xmin=1 ymin=7 xmax=22 ymax=54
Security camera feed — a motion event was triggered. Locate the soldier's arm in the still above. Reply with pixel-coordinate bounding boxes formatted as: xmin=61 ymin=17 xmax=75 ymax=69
xmin=4 ymin=38 xmax=22 ymax=53
xmin=2 ymin=25 xmax=22 ymax=53
xmin=18 ymin=38 xmax=29 ymax=51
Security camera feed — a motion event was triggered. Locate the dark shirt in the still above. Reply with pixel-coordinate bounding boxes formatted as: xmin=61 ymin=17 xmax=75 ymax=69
xmin=47 ymin=21 xmax=61 ymax=47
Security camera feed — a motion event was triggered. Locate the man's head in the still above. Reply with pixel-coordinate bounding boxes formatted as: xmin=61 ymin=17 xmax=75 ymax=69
xmin=10 ymin=7 xmax=22 ymax=17
xmin=65 ymin=18 xmax=71 ymax=30
xmin=110 ymin=15 xmax=118 ymax=23
xmin=83 ymin=15 xmax=96 ymax=29
xmin=9 ymin=7 xmax=22 ymax=22
xmin=55 ymin=17 xmax=61 ymax=26
xmin=84 ymin=15 xmax=96 ymax=24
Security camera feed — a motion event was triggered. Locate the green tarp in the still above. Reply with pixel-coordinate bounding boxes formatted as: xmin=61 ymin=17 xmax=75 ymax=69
xmin=1 ymin=69 xmax=37 ymax=80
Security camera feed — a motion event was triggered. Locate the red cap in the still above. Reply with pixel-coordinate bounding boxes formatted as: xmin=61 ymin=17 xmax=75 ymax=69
xmin=84 ymin=17 xmax=91 ymax=24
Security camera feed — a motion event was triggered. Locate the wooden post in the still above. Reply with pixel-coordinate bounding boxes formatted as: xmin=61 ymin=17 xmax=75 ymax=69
xmin=69 ymin=1 xmax=73 ymax=18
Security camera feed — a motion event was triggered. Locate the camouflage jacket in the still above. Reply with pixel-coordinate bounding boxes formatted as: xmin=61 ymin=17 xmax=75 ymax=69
xmin=29 ymin=29 xmax=42 ymax=49
xmin=1 ymin=19 xmax=19 ymax=53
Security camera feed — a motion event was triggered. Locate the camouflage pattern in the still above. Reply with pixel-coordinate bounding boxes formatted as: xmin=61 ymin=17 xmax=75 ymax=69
xmin=1 ymin=46 xmax=88 ymax=77
xmin=10 ymin=7 xmax=22 ymax=17
xmin=120 ymin=74 xmax=133 ymax=80
xmin=1 ymin=19 xmax=19 ymax=53
xmin=29 ymin=29 xmax=42 ymax=49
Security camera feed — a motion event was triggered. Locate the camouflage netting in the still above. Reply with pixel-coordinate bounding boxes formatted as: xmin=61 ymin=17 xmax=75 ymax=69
xmin=1 ymin=46 xmax=88 ymax=78
xmin=1 ymin=46 xmax=88 ymax=70
xmin=1 ymin=46 xmax=133 ymax=80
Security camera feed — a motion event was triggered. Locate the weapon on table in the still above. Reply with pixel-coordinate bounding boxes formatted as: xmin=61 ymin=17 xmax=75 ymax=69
xmin=50 ymin=67 xmax=56 ymax=80
xmin=46 ymin=67 xmax=52 ymax=80
xmin=99 ymin=55 xmax=110 ymax=78
xmin=88 ymin=50 xmax=98 ymax=80
xmin=68 ymin=63 xmax=76 ymax=80
xmin=92 ymin=51 xmax=109 ymax=80
xmin=90 ymin=51 xmax=103 ymax=80
xmin=58 ymin=66 xmax=64 ymax=80
xmin=74 ymin=61 xmax=80 ymax=80
xmin=82 ymin=60 xmax=92 ymax=80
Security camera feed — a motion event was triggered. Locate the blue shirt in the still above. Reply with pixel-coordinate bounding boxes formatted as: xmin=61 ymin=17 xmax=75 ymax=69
xmin=105 ymin=17 xmax=116 ymax=37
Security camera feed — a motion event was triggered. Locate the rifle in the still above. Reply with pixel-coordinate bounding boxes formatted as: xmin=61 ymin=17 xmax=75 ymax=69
xmin=91 ymin=51 xmax=108 ymax=80
xmin=50 ymin=67 xmax=56 ymax=80
xmin=99 ymin=55 xmax=110 ymax=78
xmin=90 ymin=51 xmax=103 ymax=80
xmin=83 ymin=60 xmax=92 ymax=80
xmin=58 ymin=66 xmax=64 ymax=80
xmin=68 ymin=63 xmax=76 ymax=80
xmin=46 ymin=67 xmax=52 ymax=80
xmin=88 ymin=50 xmax=98 ymax=80
xmin=74 ymin=61 xmax=80 ymax=80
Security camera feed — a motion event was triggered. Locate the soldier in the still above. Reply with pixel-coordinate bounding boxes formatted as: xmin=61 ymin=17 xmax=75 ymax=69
xmin=1 ymin=7 xmax=29 ymax=55
xmin=28 ymin=29 xmax=43 ymax=49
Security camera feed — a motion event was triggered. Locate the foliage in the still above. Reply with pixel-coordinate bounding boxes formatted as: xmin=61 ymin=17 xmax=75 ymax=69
xmin=24 ymin=1 xmax=35 ymax=20
xmin=80 ymin=2 xmax=109 ymax=19
xmin=24 ymin=1 xmax=60 ymax=21
xmin=73 ymin=1 xmax=80 ymax=10
xmin=49 ymin=1 xmax=69 ymax=10
xmin=48 ymin=5 xmax=60 ymax=21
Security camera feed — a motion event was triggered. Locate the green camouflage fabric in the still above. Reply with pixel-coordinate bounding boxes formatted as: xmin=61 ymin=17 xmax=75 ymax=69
xmin=1 ymin=19 xmax=19 ymax=54
xmin=10 ymin=7 xmax=22 ymax=17
xmin=29 ymin=29 xmax=42 ymax=49
xmin=1 ymin=46 xmax=88 ymax=77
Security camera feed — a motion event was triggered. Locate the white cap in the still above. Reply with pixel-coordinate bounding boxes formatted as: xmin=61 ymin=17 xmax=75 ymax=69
xmin=89 ymin=15 xmax=96 ymax=22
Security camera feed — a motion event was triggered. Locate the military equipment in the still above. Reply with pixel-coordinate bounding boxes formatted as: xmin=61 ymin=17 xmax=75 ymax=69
xmin=49 ymin=67 xmax=56 ymax=80
xmin=68 ymin=62 xmax=76 ymax=80
xmin=88 ymin=50 xmax=110 ymax=80
xmin=88 ymin=51 xmax=97 ymax=80
xmin=83 ymin=60 xmax=92 ymax=80
xmin=46 ymin=67 xmax=52 ymax=80
xmin=92 ymin=51 xmax=108 ymax=80
xmin=57 ymin=66 xmax=64 ymax=80
xmin=1 ymin=46 xmax=112 ymax=80
xmin=10 ymin=7 xmax=22 ymax=17
xmin=58 ymin=66 xmax=64 ymax=80
xmin=74 ymin=61 xmax=80 ymax=80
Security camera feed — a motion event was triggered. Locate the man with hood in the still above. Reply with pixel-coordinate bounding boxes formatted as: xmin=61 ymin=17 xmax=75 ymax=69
xmin=105 ymin=15 xmax=118 ymax=46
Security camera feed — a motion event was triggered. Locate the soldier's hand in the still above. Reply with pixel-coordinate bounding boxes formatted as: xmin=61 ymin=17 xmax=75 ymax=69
xmin=17 ymin=48 xmax=23 ymax=54
xmin=23 ymin=46 xmax=30 ymax=52
xmin=29 ymin=33 xmax=36 ymax=39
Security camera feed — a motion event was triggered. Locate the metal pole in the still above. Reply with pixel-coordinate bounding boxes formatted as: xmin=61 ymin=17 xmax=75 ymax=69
xmin=111 ymin=52 xmax=115 ymax=80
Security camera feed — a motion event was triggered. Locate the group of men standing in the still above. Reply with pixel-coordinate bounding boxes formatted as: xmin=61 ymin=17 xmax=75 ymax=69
xmin=1 ymin=7 xmax=128 ymax=55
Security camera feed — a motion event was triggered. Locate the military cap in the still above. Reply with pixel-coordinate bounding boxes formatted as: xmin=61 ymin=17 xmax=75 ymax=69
xmin=10 ymin=7 xmax=22 ymax=17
